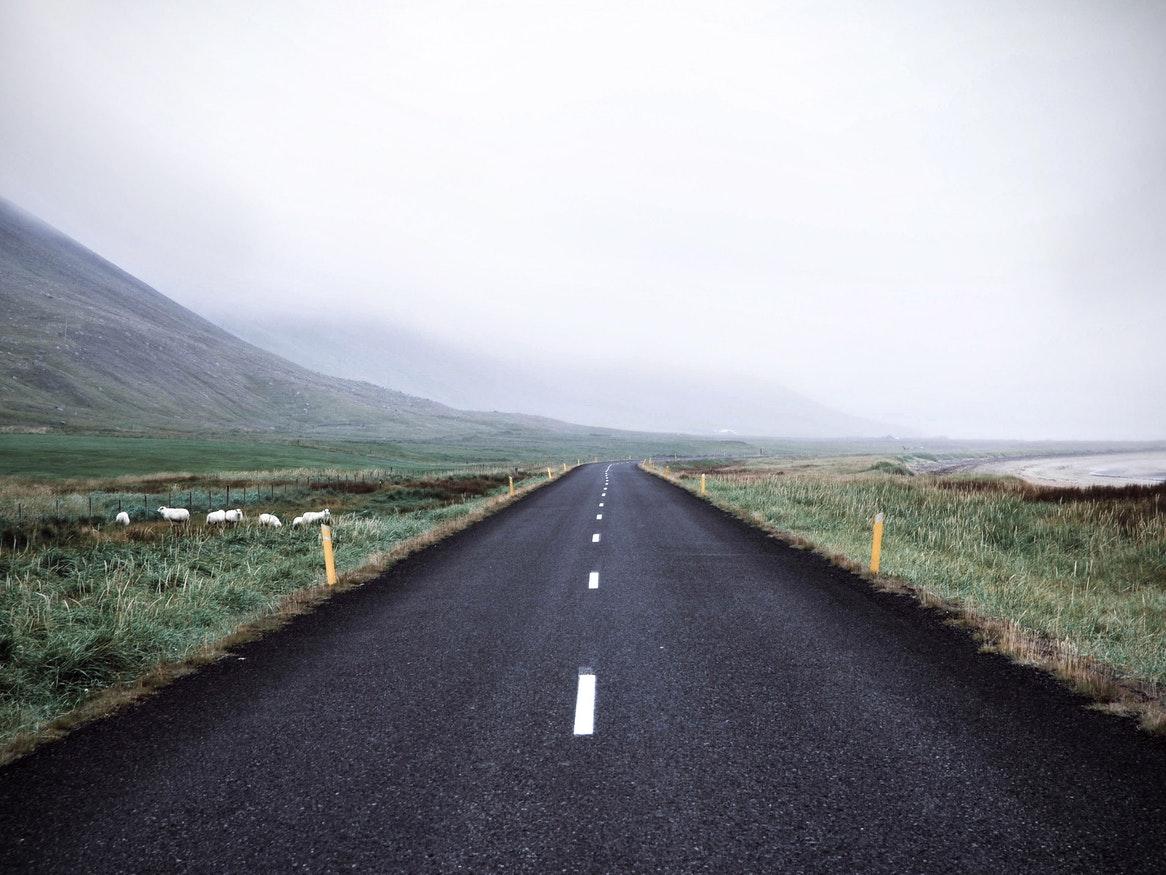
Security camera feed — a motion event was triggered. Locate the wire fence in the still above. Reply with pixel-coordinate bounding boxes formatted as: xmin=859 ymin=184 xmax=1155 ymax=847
xmin=0 ymin=463 xmax=541 ymax=530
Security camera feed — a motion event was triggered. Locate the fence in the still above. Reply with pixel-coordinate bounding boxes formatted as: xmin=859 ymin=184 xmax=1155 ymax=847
xmin=0 ymin=464 xmax=541 ymax=530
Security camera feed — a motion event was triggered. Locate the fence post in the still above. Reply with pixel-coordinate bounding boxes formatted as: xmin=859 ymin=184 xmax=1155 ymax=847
xmin=320 ymin=524 xmax=338 ymax=586
xmin=870 ymin=512 xmax=885 ymax=574
xmin=700 ymin=473 xmax=707 ymax=496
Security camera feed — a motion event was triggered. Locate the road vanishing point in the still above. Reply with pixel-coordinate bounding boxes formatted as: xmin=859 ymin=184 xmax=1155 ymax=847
xmin=2 ymin=463 xmax=1165 ymax=872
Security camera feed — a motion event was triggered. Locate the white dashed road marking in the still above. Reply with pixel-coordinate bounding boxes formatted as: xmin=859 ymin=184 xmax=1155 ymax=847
xmin=588 ymin=571 xmax=599 ymax=589
xmin=592 ymin=533 xmax=601 ymax=542
xmin=574 ymin=671 xmax=596 ymax=735
xmin=596 ymin=513 xmax=602 ymax=520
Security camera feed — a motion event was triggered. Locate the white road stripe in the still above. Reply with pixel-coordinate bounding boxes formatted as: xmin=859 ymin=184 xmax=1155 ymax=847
xmin=599 ymin=502 xmax=604 ymax=507
xmin=574 ymin=672 xmax=596 ymax=735
xmin=596 ymin=513 xmax=602 ymax=520
xmin=588 ymin=571 xmax=599 ymax=589
xmin=592 ymin=533 xmax=600 ymax=542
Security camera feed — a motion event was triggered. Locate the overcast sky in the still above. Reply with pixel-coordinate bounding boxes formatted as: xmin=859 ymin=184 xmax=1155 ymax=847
xmin=2 ymin=0 xmax=1164 ymax=439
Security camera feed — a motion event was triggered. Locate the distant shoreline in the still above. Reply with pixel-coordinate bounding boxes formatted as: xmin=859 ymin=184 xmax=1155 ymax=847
xmin=965 ymin=451 xmax=1166 ymax=487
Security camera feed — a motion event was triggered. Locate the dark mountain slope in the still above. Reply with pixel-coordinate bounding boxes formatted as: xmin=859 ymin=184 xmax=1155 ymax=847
xmin=0 ymin=199 xmax=608 ymax=441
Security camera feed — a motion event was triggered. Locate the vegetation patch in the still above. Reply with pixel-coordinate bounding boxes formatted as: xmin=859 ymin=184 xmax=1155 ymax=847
xmin=648 ymin=463 xmax=1166 ymax=732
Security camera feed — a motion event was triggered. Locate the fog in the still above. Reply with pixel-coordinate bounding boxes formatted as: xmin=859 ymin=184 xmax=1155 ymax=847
xmin=2 ymin=1 xmax=1164 ymax=439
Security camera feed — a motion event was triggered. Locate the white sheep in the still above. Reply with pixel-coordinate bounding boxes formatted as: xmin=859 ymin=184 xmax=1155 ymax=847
xmin=114 ymin=511 xmax=130 ymax=526
xmin=206 ymin=509 xmax=227 ymax=525
xmin=224 ymin=508 xmax=244 ymax=524
xmin=299 ymin=508 xmax=332 ymax=526
xmin=291 ymin=516 xmax=305 ymax=528
xmin=157 ymin=506 xmax=190 ymax=524
xmin=258 ymin=513 xmax=282 ymax=528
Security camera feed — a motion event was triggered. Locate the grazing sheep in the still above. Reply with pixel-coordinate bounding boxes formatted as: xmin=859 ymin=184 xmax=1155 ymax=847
xmin=114 ymin=511 xmax=130 ymax=526
xmin=299 ymin=508 xmax=332 ymax=526
xmin=224 ymin=508 xmax=244 ymax=524
xmin=157 ymin=506 xmax=190 ymax=524
xmin=206 ymin=509 xmax=227 ymax=525
xmin=258 ymin=513 xmax=282 ymax=528
xmin=291 ymin=516 xmax=305 ymax=528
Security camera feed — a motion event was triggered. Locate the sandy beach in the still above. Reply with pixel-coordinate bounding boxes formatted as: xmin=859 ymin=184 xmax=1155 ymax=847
xmin=972 ymin=451 xmax=1166 ymax=487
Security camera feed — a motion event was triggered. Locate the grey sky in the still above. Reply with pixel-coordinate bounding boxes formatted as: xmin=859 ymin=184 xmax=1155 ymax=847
xmin=2 ymin=0 xmax=1163 ymax=439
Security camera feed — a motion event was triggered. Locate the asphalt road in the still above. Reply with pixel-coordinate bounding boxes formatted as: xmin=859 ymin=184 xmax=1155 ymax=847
xmin=2 ymin=462 xmax=1165 ymax=872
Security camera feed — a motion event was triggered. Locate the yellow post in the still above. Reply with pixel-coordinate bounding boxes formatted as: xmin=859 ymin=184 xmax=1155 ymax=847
xmin=665 ymin=464 xmax=671 ymax=477
xmin=870 ymin=512 xmax=885 ymax=575
xmin=508 ymin=475 xmax=515 ymax=496
xmin=547 ymin=467 xmax=553 ymax=481
xmin=700 ymin=473 xmax=707 ymax=495
xmin=561 ymin=462 xmax=567 ymax=473
xmin=321 ymin=524 xmax=338 ymax=586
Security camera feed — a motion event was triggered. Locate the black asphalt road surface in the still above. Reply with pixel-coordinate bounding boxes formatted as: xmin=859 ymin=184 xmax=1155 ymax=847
xmin=3 ymin=462 xmax=1165 ymax=872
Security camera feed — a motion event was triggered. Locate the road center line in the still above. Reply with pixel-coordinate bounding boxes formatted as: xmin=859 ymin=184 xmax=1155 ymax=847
xmin=592 ymin=533 xmax=600 ymax=542
xmin=588 ymin=571 xmax=599 ymax=589
xmin=574 ymin=671 xmax=596 ymax=735
xmin=596 ymin=513 xmax=602 ymax=520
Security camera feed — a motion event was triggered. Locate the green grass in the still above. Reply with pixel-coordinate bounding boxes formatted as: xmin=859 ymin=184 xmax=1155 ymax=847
xmin=662 ymin=464 xmax=1166 ymax=690
xmin=0 ymin=433 xmax=517 ymax=479
xmin=0 ymin=467 xmax=544 ymax=749
xmin=0 ymin=432 xmax=763 ymax=480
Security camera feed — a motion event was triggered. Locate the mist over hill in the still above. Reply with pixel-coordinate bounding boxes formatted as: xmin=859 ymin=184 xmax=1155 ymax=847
xmin=212 ymin=313 xmax=894 ymax=439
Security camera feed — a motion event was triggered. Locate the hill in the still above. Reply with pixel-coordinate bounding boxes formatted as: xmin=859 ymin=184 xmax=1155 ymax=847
xmin=0 ymin=198 xmax=651 ymax=449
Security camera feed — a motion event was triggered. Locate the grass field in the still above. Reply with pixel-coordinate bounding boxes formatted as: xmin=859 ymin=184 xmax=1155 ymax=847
xmin=653 ymin=459 xmax=1166 ymax=728
xmin=0 ymin=433 xmax=546 ymax=478
xmin=0 ymin=432 xmax=763 ymax=480
xmin=0 ymin=464 xmax=550 ymax=757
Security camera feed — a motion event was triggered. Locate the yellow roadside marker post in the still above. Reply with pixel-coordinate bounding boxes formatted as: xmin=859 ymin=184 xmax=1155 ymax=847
xmin=547 ymin=467 xmax=554 ymax=481
xmin=561 ymin=463 xmax=567 ymax=473
xmin=321 ymin=524 xmax=338 ymax=586
xmin=509 ymin=475 xmax=515 ymax=496
xmin=870 ymin=512 xmax=885 ymax=575
xmin=700 ymin=473 xmax=707 ymax=496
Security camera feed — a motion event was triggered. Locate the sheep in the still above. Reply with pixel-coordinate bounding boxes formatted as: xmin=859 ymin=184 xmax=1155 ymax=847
xmin=157 ymin=506 xmax=190 ymax=524
xmin=299 ymin=508 xmax=332 ymax=526
xmin=258 ymin=513 xmax=282 ymax=528
xmin=114 ymin=511 xmax=130 ymax=526
xmin=291 ymin=516 xmax=305 ymax=528
xmin=206 ymin=509 xmax=227 ymax=525
xmin=224 ymin=508 xmax=244 ymax=524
